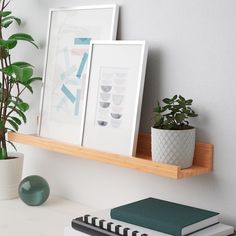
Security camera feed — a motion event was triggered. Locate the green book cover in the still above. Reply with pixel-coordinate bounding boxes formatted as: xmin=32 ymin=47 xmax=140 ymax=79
xmin=110 ymin=198 xmax=219 ymax=236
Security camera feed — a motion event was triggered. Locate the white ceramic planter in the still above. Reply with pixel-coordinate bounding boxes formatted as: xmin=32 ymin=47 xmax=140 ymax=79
xmin=151 ymin=127 xmax=195 ymax=168
xmin=0 ymin=152 xmax=23 ymax=200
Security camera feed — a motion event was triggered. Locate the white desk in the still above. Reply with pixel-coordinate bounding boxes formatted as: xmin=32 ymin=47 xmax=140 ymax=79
xmin=0 ymin=196 xmax=95 ymax=236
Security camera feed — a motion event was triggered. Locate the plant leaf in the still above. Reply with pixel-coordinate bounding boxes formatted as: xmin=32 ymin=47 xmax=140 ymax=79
xmin=179 ymin=95 xmax=186 ymax=102
xmin=12 ymin=65 xmax=33 ymax=82
xmin=25 ymin=84 xmax=33 ymax=93
xmin=17 ymin=102 xmax=29 ymax=112
xmin=175 ymin=113 xmax=185 ymax=123
xmin=0 ymin=38 xmax=17 ymax=49
xmin=2 ymin=20 xmax=13 ymax=28
xmin=17 ymin=110 xmax=27 ymax=123
xmin=10 ymin=116 xmax=22 ymax=125
xmin=153 ymin=104 xmax=161 ymax=113
xmin=0 ymin=11 xmax=12 ymax=17
xmin=188 ymin=112 xmax=198 ymax=117
xmin=1 ymin=65 xmax=13 ymax=76
xmin=2 ymin=62 xmax=33 ymax=77
xmin=9 ymin=33 xmax=34 ymax=41
xmin=154 ymin=113 xmax=161 ymax=125
xmin=6 ymin=140 xmax=17 ymax=152
xmin=2 ymin=16 xmax=21 ymax=25
xmin=186 ymin=99 xmax=193 ymax=105
xmin=12 ymin=61 xmax=33 ymax=68
xmin=27 ymin=77 xmax=42 ymax=84
xmin=163 ymin=98 xmax=171 ymax=104
xmin=9 ymin=106 xmax=27 ymax=123
xmin=7 ymin=119 xmax=19 ymax=131
xmin=0 ymin=11 xmax=11 ymax=17
xmin=14 ymin=17 xmax=21 ymax=25
xmin=172 ymin=94 xmax=178 ymax=101
xmin=9 ymin=33 xmax=38 ymax=48
xmin=22 ymin=67 xmax=33 ymax=83
xmin=12 ymin=65 xmax=23 ymax=80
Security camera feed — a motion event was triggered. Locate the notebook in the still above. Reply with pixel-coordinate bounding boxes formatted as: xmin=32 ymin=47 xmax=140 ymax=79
xmin=69 ymin=210 xmax=234 ymax=236
xmin=72 ymin=210 xmax=168 ymax=235
xmin=111 ymin=198 xmax=219 ymax=236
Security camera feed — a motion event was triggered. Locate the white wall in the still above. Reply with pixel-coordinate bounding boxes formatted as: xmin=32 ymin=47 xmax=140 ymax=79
xmin=10 ymin=0 xmax=236 ymax=226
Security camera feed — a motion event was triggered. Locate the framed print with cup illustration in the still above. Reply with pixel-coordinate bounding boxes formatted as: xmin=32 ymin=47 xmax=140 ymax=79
xmin=82 ymin=41 xmax=148 ymax=156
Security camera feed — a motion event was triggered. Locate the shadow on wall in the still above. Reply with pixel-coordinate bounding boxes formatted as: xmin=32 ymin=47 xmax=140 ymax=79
xmin=140 ymin=48 xmax=164 ymax=133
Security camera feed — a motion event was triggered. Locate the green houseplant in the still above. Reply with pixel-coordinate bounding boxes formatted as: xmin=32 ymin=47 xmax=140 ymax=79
xmin=152 ymin=95 xmax=198 ymax=168
xmin=0 ymin=0 xmax=41 ymax=199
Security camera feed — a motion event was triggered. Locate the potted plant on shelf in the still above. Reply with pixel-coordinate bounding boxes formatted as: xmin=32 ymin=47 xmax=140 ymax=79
xmin=152 ymin=95 xmax=198 ymax=168
xmin=0 ymin=0 xmax=41 ymax=199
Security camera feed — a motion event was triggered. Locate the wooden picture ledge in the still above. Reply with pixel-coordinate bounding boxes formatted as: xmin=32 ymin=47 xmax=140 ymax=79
xmin=8 ymin=132 xmax=213 ymax=179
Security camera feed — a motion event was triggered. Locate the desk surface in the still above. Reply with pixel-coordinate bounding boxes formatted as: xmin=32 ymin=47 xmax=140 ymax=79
xmin=0 ymin=196 xmax=95 ymax=236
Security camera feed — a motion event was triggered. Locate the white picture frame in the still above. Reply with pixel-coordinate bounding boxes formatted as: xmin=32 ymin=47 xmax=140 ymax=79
xmin=38 ymin=5 xmax=119 ymax=145
xmin=82 ymin=41 xmax=148 ymax=156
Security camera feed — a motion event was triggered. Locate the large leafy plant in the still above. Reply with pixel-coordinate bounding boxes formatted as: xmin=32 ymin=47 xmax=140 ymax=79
xmin=153 ymin=95 xmax=198 ymax=130
xmin=0 ymin=0 xmax=41 ymax=159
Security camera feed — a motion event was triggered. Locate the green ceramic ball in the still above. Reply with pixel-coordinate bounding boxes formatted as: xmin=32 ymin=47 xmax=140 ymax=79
xmin=18 ymin=175 xmax=50 ymax=206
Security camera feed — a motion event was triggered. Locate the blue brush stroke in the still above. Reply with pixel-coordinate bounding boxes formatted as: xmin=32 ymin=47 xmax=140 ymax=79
xmin=74 ymin=37 xmax=91 ymax=45
xmin=61 ymin=84 xmax=76 ymax=104
xmin=76 ymin=52 xmax=88 ymax=79
xmin=74 ymin=89 xmax=81 ymax=116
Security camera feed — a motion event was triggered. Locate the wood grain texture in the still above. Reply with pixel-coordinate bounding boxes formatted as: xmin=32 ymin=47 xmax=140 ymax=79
xmin=8 ymin=132 xmax=213 ymax=179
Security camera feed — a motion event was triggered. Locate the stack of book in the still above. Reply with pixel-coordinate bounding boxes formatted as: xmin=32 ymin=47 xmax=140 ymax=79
xmin=64 ymin=198 xmax=235 ymax=236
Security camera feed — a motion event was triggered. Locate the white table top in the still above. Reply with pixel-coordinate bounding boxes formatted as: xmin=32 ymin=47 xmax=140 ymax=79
xmin=0 ymin=196 xmax=95 ymax=236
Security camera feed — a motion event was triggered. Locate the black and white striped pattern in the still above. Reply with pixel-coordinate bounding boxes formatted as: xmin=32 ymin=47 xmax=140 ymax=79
xmin=72 ymin=214 xmax=149 ymax=236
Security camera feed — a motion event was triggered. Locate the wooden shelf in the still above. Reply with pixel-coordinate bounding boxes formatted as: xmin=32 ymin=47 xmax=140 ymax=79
xmin=8 ymin=132 xmax=213 ymax=179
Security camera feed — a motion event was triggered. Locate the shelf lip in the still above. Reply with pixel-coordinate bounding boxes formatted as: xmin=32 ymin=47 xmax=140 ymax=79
xmin=8 ymin=132 xmax=213 ymax=179
xmin=178 ymin=166 xmax=212 ymax=179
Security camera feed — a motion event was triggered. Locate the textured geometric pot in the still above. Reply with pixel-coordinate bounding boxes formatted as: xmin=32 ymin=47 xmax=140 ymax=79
xmin=151 ymin=127 xmax=196 ymax=168
xmin=0 ymin=152 xmax=23 ymax=200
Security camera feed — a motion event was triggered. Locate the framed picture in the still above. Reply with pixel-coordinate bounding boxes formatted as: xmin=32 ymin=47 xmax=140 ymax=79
xmin=82 ymin=41 xmax=148 ymax=156
xmin=38 ymin=5 xmax=119 ymax=145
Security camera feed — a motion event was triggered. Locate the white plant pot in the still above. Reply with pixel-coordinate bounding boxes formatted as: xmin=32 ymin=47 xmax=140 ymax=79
xmin=0 ymin=152 xmax=24 ymax=200
xmin=151 ymin=127 xmax=196 ymax=168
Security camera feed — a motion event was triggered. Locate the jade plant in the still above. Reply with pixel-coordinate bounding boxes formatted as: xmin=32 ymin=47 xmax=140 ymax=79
xmin=0 ymin=0 xmax=41 ymax=159
xmin=153 ymin=95 xmax=198 ymax=130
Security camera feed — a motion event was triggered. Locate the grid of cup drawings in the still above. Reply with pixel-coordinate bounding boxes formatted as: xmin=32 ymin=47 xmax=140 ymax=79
xmin=95 ymin=67 xmax=129 ymax=129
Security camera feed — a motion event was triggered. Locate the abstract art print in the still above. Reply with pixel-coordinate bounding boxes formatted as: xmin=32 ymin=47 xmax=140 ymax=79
xmin=82 ymin=41 xmax=148 ymax=156
xmin=38 ymin=5 xmax=119 ymax=145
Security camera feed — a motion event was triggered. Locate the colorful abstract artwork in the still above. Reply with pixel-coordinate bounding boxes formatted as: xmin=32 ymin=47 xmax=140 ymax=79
xmin=38 ymin=6 xmax=119 ymax=145
xmin=48 ymin=24 xmax=92 ymax=127
xmin=56 ymin=37 xmax=90 ymax=118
